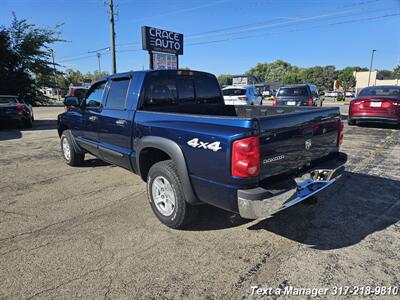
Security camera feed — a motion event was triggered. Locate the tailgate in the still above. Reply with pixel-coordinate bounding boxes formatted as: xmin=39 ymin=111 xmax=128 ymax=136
xmin=257 ymin=108 xmax=340 ymax=179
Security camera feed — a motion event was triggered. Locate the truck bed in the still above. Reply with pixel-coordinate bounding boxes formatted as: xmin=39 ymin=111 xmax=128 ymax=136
xmin=143 ymin=103 xmax=338 ymax=119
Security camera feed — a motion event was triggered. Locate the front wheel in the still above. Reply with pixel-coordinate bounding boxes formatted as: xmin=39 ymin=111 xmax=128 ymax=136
xmin=60 ymin=130 xmax=84 ymax=166
xmin=147 ymin=160 xmax=198 ymax=229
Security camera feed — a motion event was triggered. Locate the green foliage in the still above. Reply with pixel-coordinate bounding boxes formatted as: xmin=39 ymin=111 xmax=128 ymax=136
xmin=393 ymin=65 xmax=400 ymax=79
xmin=0 ymin=13 xmax=63 ymax=104
xmin=376 ymin=70 xmax=393 ymax=79
xmin=247 ymin=60 xmax=301 ymax=83
xmin=300 ymin=65 xmax=337 ymax=90
xmin=217 ymin=74 xmax=233 ymax=86
xmin=337 ymin=67 xmax=356 ymax=93
xmin=57 ymin=69 xmax=109 ymax=96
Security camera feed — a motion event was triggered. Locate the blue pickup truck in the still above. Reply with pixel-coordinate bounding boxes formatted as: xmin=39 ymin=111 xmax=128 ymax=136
xmin=58 ymin=70 xmax=347 ymax=228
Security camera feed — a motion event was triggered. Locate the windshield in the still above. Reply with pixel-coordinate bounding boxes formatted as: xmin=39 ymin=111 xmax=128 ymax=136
xmin=358 ymin=87 xmax=400 ymax=97
xmin=278 ymin=87 xmax=308 ymax=97
xmin=222 ymin=88 xmax=246 ymax=96
xmin=0 ymin=97 xmax=18 ymax=105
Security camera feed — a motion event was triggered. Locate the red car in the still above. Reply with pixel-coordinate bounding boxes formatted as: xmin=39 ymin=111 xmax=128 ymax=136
xmin=348 ymin=86 xmax=400 ymax=125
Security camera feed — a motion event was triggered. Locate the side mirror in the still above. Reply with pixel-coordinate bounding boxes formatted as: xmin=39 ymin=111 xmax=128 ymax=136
xmin=63 ymin=96 xmax=80 ymax=107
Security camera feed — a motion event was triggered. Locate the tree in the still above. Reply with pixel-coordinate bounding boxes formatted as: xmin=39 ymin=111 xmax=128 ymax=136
xmin=337 ymin=67 xmax=356 ymax=96
xmin=247 ymin=60 xmax=303 ymax=84
xmin=377 ymin=70 xmax=393 ymax=79
xmin=217 ymin=74 xmax=233 ymax=86
xmin=392 ymin=65 xmax=400 ymax=79
xmin=300 ymin=65 xmax=337 ymax=91
xmin=57 ymin=70 xmax=109 ymax=96
xmin=0 ymin=13 xmax=62 ymax=104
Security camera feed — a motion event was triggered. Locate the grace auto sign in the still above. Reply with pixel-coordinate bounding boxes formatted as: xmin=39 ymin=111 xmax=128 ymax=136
xmin=142 ymin=26 xmax=183 ymax=55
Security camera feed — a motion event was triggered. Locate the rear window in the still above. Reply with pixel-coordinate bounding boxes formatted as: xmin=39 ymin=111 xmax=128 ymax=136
xmin=358 ymin=87 xmax=400 ymax=97
xmin=222 ymin=88 xmax=246 ymax=96
xmin=0 ymin=97 xmax=18 ymax=105
xmin=278 ymin=87 xmax=309 ymax=97
xmin=143 ymin=73 xmax=222 ymax=107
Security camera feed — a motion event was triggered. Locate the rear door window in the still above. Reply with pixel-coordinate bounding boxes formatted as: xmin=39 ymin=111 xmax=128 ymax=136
xmin=105 ymin=78 xmax=130 ymax=110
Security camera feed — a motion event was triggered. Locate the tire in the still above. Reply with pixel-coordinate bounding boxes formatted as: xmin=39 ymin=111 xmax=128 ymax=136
xmin=24 ymin=116 xmax=33 ymax=128
xmin=60 ymin=130 xmax=84 ymax=166
xmin=147 ymin=160 xmax=198 ymax=229
xmin=347 ymin=118 xmax=356 ymax=126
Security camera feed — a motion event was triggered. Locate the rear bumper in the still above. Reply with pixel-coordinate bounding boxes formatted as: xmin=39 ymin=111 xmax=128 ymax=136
xmin=237 ymin=152 xmax=347 ymax=219
xmin=350 ymin=115 xmax=399 ymax=124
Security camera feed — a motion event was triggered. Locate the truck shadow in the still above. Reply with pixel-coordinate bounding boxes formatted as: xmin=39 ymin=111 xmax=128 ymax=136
xmin=183 ymin=205 xmax=252 ymax=231
xmin=247 ymin=171 xmax=400 ymax=250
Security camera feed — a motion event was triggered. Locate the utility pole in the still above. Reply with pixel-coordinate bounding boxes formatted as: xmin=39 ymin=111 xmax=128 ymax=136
xmin=49 ymin=49 xmax=60 ymax=101
xmin=109 ymin=0 xmax=117 ymax=74
xmin=367 ymin=49 xmax=376 ymax=87
xmin=88 ymin=47 xmax=109 ymax=73
xmin=97 ymin=53 xmax=101 ymax=73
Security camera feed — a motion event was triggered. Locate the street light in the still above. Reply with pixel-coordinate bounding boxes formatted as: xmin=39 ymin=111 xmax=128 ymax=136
xmin=367 ymin=49 xmax=376 ymax=87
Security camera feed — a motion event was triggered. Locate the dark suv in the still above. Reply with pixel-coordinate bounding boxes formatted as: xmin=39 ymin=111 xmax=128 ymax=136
xmin=273 ymin=84 xmax=322 ymax=107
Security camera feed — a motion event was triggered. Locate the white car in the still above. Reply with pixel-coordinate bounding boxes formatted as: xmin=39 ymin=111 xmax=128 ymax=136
xmin=222 ymin=85 xmax=262 ymax=105
xmin=345 ymin=91 xmax=355 ymax=98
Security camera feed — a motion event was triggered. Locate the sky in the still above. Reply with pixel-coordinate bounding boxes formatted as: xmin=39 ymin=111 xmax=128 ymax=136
xmin=1 ymin=0 xmax=400 ymax=75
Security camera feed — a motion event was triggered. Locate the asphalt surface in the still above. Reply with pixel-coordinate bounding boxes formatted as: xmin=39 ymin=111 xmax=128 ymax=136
xmin=0 ymin=105 xmax=399 ymax=299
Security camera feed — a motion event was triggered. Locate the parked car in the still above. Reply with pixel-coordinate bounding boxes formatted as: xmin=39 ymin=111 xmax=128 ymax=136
xmin=348 ymin=85 xmax=400 ymax=125
xmin=345 ymin=91 xmax=355 ymax=98
xmin=262 ymin=90 xmax=273 ymax=97
xmin=58 ymin=70 xmax=346 ymax=229
xmin=325 ymin=91 xmax=344 ymax=98
xmin=273 ymin=84 xmax=322 ymax=107
xmin=222 ymin=85 xmax=263 ymax=105
xmin=0 ymin=95 xmax=34 ymax=128
xmin=67 ymin=85 xmax=89 ymax=101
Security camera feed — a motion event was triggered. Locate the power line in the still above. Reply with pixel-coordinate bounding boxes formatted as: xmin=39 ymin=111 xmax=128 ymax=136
xmin=57 ymin=0 xmax=391 ymax=62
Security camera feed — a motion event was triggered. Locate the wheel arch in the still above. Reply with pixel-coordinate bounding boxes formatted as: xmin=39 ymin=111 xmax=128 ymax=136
xmin=137 ymin=136 xmax=199 ymax=204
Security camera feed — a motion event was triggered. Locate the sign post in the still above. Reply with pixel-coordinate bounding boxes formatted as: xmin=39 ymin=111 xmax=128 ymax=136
xmin=141 ymin=26 xmax=183 ymax=70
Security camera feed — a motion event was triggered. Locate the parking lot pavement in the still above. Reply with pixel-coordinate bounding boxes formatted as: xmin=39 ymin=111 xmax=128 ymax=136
xmin=0 ymin=107 xmax=399 ymax=299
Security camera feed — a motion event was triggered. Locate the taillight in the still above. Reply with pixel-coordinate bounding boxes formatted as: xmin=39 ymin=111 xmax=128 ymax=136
xmin=272 ymin=97 xmax=276 ymax=107
xmin=16 ymin=104 xmax=25 ymax=111
xmin=307 ymin=98 xmax=313 ymax=107
xmin=337 ymin=120 xmax=344 ymax=147
xmin=238 ymin=96 xmax=247 ymax=101
xmin=232 ymin=136 xmax=260 ymax=178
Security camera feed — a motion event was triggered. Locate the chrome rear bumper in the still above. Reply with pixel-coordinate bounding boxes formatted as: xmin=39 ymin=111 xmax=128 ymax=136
xmin=237 ymin=153 xmax=347 ymax=219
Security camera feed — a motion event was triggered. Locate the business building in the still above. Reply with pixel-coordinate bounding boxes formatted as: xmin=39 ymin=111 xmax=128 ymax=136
xmin=353 ymin=71 xmax=400 ymax=94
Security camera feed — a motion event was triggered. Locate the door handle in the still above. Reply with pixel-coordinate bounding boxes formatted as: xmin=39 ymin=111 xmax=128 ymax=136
xmin=115 ymin=119 xmax=127 ymax=127
xmin=89 ymin=116 xmax=98 ymax=122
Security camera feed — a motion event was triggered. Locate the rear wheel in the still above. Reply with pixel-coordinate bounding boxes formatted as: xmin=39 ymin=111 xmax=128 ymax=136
xmin=24 ymin=116 xmax=33 ymax=128
xmin=60 ymin=130 xmax=84 ymax=166
xmin=347 ymin=118 xmax=356 ymax=126
xmin=147 ymin=160 xmax=198 ymax=229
